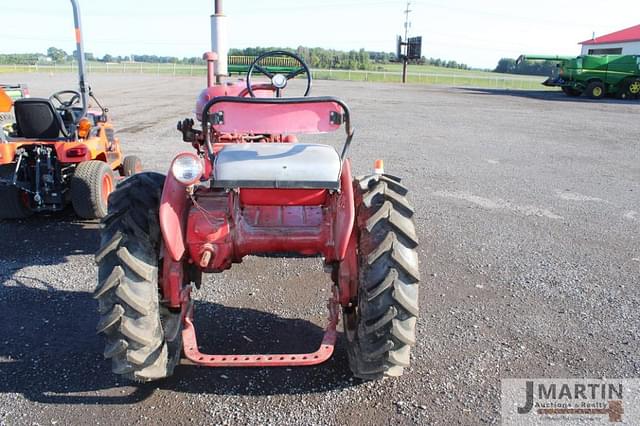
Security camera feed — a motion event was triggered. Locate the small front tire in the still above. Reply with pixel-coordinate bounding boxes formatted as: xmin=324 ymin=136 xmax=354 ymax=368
xmin=120 ymin=155 xmax=143 ymax=177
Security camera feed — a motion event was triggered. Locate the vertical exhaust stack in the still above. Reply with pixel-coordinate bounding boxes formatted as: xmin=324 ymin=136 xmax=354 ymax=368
xmin=70 ymin=0 xmax=88 ymax=117
xmin=211 ymin=0 xmax=229 ymax=83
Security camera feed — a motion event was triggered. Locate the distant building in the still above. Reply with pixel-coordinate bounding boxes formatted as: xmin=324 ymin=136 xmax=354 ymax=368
xmin=580 ymin=24 xmax=640 ymax=55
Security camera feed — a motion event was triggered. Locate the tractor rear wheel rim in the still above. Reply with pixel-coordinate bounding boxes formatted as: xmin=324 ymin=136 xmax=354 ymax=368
xmin=102 ymin=173 xmax=113 ymax=202
xmin=593 ymin=87 xmax=602 ymax=97
xmin=630 ymin=81 xmax=640 ymax=94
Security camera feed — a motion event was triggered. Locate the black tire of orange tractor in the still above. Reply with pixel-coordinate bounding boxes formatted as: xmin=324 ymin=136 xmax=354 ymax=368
xmin=561 ymin=86 xmax=582 ymax=97
xmin=120 ymin=155 xmax=143 ymax=177
xmin=71 ymin=160 xmax=114 ymax=219
xmin=585 ymin=81 xmax=606 ymax=99
xmin=0 ymin=165 xmax=32 ymax=220
xmin=94 ymin=172 xmax=182 ymax=382
xmin=344 ymin=174 xmax=420 ymax=380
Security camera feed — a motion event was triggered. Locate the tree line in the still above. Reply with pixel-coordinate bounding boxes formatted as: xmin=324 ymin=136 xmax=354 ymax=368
xmin=494 ymin=58 xmax=557 ymax=76
xmin=231 ymin=47 xmax=469 ymax=70
xmin=1 ymin=46 xmax=469 ymax=71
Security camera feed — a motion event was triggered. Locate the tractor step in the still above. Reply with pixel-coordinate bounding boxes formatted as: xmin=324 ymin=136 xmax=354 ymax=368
xmin=180 ymin=297 xmax=339 ymax=368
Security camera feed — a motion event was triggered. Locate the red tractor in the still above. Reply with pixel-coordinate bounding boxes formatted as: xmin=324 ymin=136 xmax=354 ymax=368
xmin=95 ymin=47 xmax=420 ymax=381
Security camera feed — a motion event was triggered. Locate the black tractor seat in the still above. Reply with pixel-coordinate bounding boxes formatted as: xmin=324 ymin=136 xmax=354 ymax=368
xmin=13 ymin=98 xmax=71 ymax=139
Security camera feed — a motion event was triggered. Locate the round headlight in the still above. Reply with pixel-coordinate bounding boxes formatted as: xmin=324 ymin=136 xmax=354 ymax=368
xmin=171 ymin=153 xmax=203 ymax=185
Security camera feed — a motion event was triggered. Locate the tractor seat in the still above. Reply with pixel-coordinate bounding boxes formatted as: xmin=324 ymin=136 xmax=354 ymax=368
xmin=213 ymin=143 xmax=341 ymax=190
xmin=13 ymin=98 xmax=69 ymax=139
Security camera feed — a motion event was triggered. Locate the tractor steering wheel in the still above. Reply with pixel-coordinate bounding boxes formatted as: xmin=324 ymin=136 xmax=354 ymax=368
xmin=49 ymin=90 xmax=82 ymax=117
xmin=246 ymin=51 xmax=312 ymax=98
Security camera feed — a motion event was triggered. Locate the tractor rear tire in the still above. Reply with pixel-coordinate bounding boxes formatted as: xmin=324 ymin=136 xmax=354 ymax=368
xmin=94 ymin=172 xmax=182 ymax=382
xmin=120 ymin=155 xmax=143 ymax=177
xmin=622 ymin=78 xmax=640 ymax=100
xmin=344 ymin=174 xmax=420 ymax=380
xmin=0 ymin=165 xmax=32 ymax=220
xmin=561 ymin=86 xmax=582 ymax=97
xmin=71 ymin=160 xmax=115 ymax=219
xmin=585 ymin=81 xmax=606 ymax=99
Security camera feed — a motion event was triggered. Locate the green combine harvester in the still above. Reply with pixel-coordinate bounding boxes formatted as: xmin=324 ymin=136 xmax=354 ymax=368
xmin=518 ymin=54 xmax=640 ymax=99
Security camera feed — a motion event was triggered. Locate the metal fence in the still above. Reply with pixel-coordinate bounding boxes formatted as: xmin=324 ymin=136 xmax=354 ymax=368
xmin=0 ymin=63 xmax=548 ymax=90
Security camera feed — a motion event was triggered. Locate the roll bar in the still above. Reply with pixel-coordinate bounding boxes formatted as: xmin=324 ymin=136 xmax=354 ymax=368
xmin=70 ymin=0 xmax=88 ymax=119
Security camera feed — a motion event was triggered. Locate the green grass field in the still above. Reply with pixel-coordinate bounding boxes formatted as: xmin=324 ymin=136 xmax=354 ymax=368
xmin=0 ymin=62 xmax=550 ymax=91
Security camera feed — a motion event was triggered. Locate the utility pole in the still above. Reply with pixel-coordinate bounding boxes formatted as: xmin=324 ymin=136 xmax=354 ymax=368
xmin=404 ymin=2 xmax=411 ymax=42
xmin=402 ymin=1 xmax=411 ymax=83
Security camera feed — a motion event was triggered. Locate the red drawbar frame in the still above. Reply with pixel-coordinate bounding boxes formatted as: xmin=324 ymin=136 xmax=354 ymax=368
xmin=181 ymin=293 xmax=339 ymax=368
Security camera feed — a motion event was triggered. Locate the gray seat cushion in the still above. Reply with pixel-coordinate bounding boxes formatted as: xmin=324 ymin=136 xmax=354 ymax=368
xmin=213 ymin=143 xmax=341 ymax=189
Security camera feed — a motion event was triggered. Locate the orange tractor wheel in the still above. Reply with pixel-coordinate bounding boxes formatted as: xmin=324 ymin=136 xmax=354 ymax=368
xmin=71 ymin=160 xmax=115 ymax=219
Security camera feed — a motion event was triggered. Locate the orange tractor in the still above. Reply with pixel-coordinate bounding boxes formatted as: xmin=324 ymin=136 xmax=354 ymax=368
xmin=0 ymin=0 xmax=140 ymax=220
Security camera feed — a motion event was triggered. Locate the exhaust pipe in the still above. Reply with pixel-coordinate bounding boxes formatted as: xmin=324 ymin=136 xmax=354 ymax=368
xmin=203 ymin=52 xmax=218 ymax=88
xmin=210 ymin=0 xmax=229 ymax=83
xmin=70 ymin=0 xmax=88 ymax=118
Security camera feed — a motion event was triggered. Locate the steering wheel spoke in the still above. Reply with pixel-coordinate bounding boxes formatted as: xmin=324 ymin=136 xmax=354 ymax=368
xmin=253 ymin=64 xmax=274 ymax=79
xmin=286 ymin=67 xmax=307 ymax=79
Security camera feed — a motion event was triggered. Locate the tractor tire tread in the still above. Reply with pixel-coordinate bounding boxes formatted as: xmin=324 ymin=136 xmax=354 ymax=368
xmin=94 ymin=172 xmax=181 ymax=382
xmin=71 ymin=160 xmax=114 ymax=219
xmin=104 ymin=338 xmax=128 ymax=359
xmin=94 ymin=266 xmax=125 ymax=299
xmin=346 ymin=174 xmax=420 ymax=380
xmin=121 ymin=155 xmax=142 ymax=177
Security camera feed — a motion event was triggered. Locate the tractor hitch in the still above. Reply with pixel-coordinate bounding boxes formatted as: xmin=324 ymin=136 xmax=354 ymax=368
xmin=180 ymin=292 xmax=339 ymax=368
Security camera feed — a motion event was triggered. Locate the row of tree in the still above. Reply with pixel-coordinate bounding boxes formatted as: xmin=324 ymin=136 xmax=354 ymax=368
xmin=494 ymin=58 xmax=557 ymax=76
xmin=0 ymin=53 xmax=42 ymax=65
xmin=1 ymin=45 xmax=470 ymax=71
xmin=230 ymin=47 xmax=470 ymax=70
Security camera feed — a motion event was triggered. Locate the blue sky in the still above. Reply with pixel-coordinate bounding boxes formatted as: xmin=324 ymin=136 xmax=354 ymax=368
xmin=0 ymin=0 xmax=637 ymax=69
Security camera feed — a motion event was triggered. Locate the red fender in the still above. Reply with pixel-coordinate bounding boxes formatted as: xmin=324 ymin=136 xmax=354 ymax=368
xmin=160 ymin=171 xmax=189 ymax=262
xmin=333 ymin=160 xmax=355 ymax=261
xmin=162 ymin=254 xmax=183 ymax=308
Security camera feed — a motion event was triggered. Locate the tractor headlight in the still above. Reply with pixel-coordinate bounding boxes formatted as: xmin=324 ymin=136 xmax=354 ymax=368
xmin=171 ymin=153 xmax=203 ymax=186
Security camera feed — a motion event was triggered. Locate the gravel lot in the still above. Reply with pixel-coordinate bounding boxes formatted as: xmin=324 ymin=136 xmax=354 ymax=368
xmin=0 ymin=73 xmax=638 ymax=425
